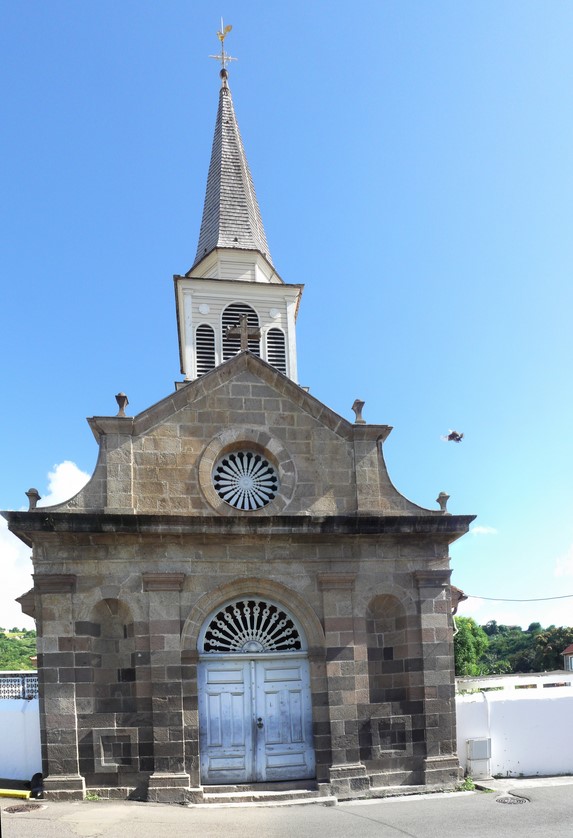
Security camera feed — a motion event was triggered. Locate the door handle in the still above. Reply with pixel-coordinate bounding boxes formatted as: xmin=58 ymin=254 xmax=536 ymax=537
xmin=256 ymin=717 xmax=264 ymax=729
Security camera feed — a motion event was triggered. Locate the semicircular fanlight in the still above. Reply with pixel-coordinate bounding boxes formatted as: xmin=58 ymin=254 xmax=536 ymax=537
xmin=201 ymin=599 xmax=303 ymax=653
xmin=212 ymin=451 xmax=279 ymax=510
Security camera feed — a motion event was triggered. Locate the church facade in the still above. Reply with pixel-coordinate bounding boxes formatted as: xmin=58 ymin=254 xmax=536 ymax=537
xmin=3 ymin=60 xmax=474 ymax=803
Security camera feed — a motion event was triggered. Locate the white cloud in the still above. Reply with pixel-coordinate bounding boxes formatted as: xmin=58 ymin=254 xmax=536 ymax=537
xmin=0 ymin=461 xmax=90 ymax=631
xmin=555 ymin=543 xmax=573 ymax=578
xmin=470 ymin=525 xmax=498 ymax=536
xmin=37 ymin=460 xmax=90 ymax=507
xmin=0 ymin=517 xmax=33 ymax=630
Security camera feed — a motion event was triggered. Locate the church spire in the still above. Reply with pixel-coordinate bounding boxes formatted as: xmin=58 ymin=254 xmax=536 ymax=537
xmin=174 ymin=27 xmax=302 ymax=383
xmin=191 ymin=27 xmax=274 ymax=272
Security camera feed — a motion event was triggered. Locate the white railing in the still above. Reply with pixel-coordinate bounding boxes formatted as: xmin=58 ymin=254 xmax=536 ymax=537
xmin=0 ymin=671 xmax=39 ymax=700
xmin=456 ymin=670 xmax=573 ymax=693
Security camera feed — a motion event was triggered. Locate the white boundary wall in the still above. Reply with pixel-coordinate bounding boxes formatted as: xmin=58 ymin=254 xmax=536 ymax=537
xmin=0 ymin=699 xmax=41 ymax=780
xmin=456 ymin=684 xmax=573 ymax=777
xmin=2 ymin=672 xmax=573 ymax=781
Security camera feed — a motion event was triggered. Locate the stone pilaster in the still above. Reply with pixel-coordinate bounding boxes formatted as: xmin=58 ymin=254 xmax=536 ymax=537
xmin=318 ymin=573 xmax=369 ymax=797
xmin=143 ymin=573 xmax=190 ymax=802
xmin=88 ymin=416 xmax=135 ymax=513
xmin=414 ymin=569 xmax=460 ymax=787
xmin=35 ymin=574 xmax=86 ymax=800
xmin=181 ymin=647 xmax=202 ymax=791
xmin=352 ymin=425 xmax=391 ymax=513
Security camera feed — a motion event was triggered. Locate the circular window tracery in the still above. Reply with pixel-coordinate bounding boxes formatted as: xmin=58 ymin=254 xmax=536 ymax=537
xmin=201 ymin=599 xmax=303 ymax=653
xmin=213 ymin=451 xmax=279 ymax=510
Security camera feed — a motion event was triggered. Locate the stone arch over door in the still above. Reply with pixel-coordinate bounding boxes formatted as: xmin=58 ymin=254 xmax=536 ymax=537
xmin=181 ymin=578 xmax=325 ymax=656
xmin=181 ymin=579 xmax=326 ymax=786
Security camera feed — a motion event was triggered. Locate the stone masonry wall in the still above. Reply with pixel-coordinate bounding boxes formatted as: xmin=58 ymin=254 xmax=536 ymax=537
xmin=33 ymin=527 xmax=458 ymax=798
xmin=65 ymin=356 xmax=444 ymax=519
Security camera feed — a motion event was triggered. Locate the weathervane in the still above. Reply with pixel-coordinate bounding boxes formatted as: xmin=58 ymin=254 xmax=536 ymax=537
xmin=209 ymin=19 xmax=237 ymax=74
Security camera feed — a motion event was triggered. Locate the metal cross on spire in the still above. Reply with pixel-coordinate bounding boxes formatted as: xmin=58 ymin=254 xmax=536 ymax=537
xmin=209 ymin=19 xmax=237 ymax=74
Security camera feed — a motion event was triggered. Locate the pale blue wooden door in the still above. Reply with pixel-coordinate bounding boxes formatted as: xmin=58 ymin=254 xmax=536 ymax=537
xmin=199 ymin=656 xmax=314 ymax=784
xmin=255 ymin=657 xmax=315 ymax=782
xmin=198 ymin=658 xmax=253 ymax=784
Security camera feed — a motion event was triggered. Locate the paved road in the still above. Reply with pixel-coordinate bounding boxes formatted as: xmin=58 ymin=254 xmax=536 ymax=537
xmin=1 ymin=783 xmax=573 ymax=838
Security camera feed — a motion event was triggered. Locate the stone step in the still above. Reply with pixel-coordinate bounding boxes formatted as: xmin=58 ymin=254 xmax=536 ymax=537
xmin=86 ymin=786 xmax=143 ymax=801
xmin=367 ymin=780 xmax=429 ymax=798
xmin=206 ymin=780 xmax=318 ymax=794
xmin=197 ymin=783 xmax=336 ymax=807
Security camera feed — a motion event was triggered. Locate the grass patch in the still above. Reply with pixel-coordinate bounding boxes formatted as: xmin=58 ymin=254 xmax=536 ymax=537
xmin=457 ymin=776 xmax=476 ymax=791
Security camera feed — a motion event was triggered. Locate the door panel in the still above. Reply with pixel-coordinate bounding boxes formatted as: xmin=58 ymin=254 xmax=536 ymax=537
xmin=255 ymin=658 xmax=315 ymax=781
xmin=198 ymin=659 xmax=253 ymax=783
xmin=199 ymin=656 xmax=314 ymax=784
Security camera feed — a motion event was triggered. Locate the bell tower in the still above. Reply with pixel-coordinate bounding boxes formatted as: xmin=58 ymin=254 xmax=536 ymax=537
xmin=174 ymin=29 xmax=303 ymax=383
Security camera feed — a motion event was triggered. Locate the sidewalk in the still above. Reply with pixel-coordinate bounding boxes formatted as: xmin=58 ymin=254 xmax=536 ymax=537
xmin=476 ymin=775 xmax=573 ymax=793
xmin=1 ymin=776 xmax=572 ymax=838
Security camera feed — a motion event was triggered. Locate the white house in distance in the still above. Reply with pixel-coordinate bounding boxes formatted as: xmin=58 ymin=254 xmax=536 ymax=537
xmin=562 ymin=644 xmax=573 ymax=671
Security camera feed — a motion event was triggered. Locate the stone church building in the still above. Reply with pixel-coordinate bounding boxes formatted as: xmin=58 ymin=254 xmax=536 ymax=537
xmin=3 ymin=60 xmax=474 ymax=803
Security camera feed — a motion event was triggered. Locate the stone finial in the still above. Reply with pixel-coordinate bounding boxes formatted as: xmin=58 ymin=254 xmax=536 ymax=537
xmin=115 ymin=392 xmax=129 ymax=417
xmin=25 ymin=488 xmax=41 ymax=510
xmin=436 ymin=491 xmax=450 ymax=513
xmin=351 ymin=399 xmax=366 ymax=424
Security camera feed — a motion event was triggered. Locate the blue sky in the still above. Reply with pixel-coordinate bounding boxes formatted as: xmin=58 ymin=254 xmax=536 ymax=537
xmin=1 ymin=1 xmax=572 ymax=631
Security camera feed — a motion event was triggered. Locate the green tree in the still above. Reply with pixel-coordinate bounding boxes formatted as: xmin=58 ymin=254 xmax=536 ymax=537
xmin=533 ymin=626 xmax=573 ymax=671
xmin=454 ymin=617 xmax=489 ymax=676
xmin=482 ymin=620 xmax=499 ymax=637
xmin=483 ymin=624 xmax=537 ymax=673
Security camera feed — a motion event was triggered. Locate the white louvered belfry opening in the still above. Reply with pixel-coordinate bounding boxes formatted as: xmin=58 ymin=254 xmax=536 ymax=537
xmin=186 ymin=295 xmax=294 ymax=380
xmin=222 ymin=302 xmax=261 ymax=360
xmin=195 ymin=323 xmax=216 ymax=377
xmin=266 ymin=328 xmax=287 ymax=374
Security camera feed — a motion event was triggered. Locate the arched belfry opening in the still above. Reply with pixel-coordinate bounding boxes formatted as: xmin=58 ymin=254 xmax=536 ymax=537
xmin=195 ymin=323 xmax=216 ymax=376
xmin=222 ymin=303 xmax=260 ymax=359
xmin=197 ymin=597 xmax=316 ymax=785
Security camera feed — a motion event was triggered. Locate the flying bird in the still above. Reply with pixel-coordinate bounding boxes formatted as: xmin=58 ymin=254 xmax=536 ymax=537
xmin=442 ymin=430 xmax=464 ymax=443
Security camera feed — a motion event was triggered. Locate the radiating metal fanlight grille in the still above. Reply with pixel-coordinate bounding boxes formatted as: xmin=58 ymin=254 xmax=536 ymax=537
xmin=202 ymin=599 xmax=303 ymax=653
xmin=213 ymin=451 xmax=279 ymax=510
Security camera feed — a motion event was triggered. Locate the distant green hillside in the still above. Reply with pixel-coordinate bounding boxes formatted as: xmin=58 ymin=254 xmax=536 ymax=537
xmin=0 ymin=629 xmax=37 ymax=670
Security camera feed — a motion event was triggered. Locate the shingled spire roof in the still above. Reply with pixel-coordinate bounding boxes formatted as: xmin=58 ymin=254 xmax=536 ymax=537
xmin=191 ymin=69 xmax=274 ymax=272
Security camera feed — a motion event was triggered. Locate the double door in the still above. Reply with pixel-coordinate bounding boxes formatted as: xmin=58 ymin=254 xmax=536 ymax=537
xmin=198 ymin=655 xmax=315 ymax=784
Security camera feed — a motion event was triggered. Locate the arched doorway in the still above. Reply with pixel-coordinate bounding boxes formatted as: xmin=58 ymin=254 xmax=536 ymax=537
xmin=197 ymin=597 xmax=316 ymax=785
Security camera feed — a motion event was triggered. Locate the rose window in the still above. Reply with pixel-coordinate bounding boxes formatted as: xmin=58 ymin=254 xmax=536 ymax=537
xmin=201 ymin=599 xmax=302 ymax=653
xmin=212 ymin=451 xmax=279 ymax=510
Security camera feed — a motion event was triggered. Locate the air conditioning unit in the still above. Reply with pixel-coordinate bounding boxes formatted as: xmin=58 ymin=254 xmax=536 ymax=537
xmin=466 ymin=737 xmax=491 ymax=779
